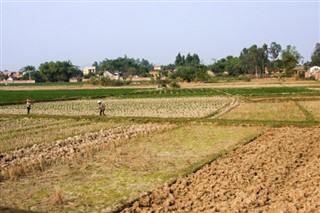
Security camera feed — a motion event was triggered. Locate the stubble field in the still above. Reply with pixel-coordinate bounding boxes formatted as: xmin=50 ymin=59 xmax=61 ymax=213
xmin=0 ymin=81 xmax=320 ymax=213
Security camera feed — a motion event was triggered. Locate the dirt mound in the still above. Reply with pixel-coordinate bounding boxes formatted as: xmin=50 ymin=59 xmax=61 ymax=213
xmin=121 ymin=127 xmax=320 ymax=212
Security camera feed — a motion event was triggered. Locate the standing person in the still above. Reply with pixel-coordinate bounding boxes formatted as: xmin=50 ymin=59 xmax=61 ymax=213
xmin=26 ymin=98 xmax=32 ymax=114
xmin=98 ymin=100 xmax=106 ymax=116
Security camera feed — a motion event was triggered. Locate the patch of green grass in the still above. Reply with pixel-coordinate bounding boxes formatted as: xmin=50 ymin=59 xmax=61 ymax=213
xmin=219 ymin=87 xmax=320 ymax=96
xmin=0 ymin=88 xmax=139 ymax=105
xmin=2 ymin=87 xmax=320 ymax=105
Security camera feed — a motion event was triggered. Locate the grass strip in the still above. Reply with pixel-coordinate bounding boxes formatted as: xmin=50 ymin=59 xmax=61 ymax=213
xmin=293 ymin=100 xmax=316 ymax=122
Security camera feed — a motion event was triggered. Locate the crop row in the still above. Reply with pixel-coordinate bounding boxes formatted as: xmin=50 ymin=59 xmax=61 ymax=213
xmin=0 ymin=117 xmax=127 ymax=152
xmin=0 ymin=97 xmax=231 ymax=118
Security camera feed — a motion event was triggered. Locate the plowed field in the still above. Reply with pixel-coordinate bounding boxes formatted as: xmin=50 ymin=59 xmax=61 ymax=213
xmin=122 ymin=127 xmax=320 ymax=212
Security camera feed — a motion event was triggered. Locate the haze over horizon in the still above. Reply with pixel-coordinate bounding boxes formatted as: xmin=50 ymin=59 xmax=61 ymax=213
xmin=1 ymin=0 xmax=319 ymax=71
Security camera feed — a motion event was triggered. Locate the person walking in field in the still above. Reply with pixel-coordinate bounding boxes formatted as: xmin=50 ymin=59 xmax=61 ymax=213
xmin=98 ymin=100 xmax=106 ymax=116
xmin=26 ymin=98 xmax=32 ymax=114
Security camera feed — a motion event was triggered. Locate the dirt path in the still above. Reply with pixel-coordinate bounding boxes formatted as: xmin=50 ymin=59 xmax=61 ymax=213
xmin=121 ymin=127 xmax=320 ymax=212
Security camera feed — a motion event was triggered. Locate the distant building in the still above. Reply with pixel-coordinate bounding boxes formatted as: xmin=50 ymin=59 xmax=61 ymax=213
xmin=103 ymin=71 xmax=123 ymax=80
xmin=207 ymin=70 xmax=215 ymax=77
xmin=148 ymin=65 xmax=162 ymax=78
xmin=153 ymin=65 xmax=161 ymax=71
xmin=149 ymin=70 xmax=160 ymax=77
xmin=293 ymin=65 xmax=305 ymax=77
xmin=83 ymin=67 xmax=96 ymax=75
xmin=305 ymin=66 xmax=320 ymax=80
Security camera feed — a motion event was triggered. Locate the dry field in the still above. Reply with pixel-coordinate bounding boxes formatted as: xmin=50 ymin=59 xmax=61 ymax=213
xmin=0 ymin=117 xmax=130 ymax=153
xmin=298 ymin=100 xmax=320 ymax=121
xmin=179 ymin=78 xmax=320 ymax=89
xmin=122 ymin=126 xmax=320 ymax=212
xmin=219 ymin=100 xmax=307 ymax=121
xmin=0 ymin=123 xmax=262 ymax=212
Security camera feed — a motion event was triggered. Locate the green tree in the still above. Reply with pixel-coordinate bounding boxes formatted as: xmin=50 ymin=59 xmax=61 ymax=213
xmin=19 ymin=65 xmax=37 ymax=80
xmin=281 ymin=45 xmax=303 ymax=76
xmin=268 ymin=42 xmax=282 ymax=73
xmin=39 ymin=61 xmax=80 ymax=82
xmin=209 ymin=56 xmax=242 ymax=76
xmin=195 ymin=65 xmax=209 ymax=82
xmin=239 ymin=44 xmax=269 ymax=77
xmin=175 ymin=53 xmax=184 ymax=66
xmin=171 ymin=65 xmax=208 ymax=82
xmin=192 ymin=54 xmax=200 ymax=65
xmin=239 ymin=45 xmax=259 ymax=75
xmin=185 ymin=53 xmax=193 ymax=66
xmin=94 ymin=56 xmax=152 ymax=77
xmin=269 ymin=42 xmax=282 ymax=61
xmin=20 ymin=65 xmax=36 ymax=73
xmin=171 ymin=67 xmax=194 ymax=82
xmin=310 ymin=43 xmax=320 ymax=66
xmin=0 ymin=72 xmax=8 ymax=80
xmin=257 ymin=44 xmax=269 ymax=76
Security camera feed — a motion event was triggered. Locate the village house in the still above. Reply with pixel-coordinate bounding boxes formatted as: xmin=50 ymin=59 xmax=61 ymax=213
xmin=207 ymin=70 xmax=215 ymax=77
xmin=293 ymin=65 xmax=305 ymax=78
xmin=305 ymin=66 xmax=320 ymax=80
xmin=103 ymin=71 xmax=123 ymax=80
xmin=83 ymin=66 xmax=96 ymax=75
xmin=149 ymin=65 xmax=162 ymax=78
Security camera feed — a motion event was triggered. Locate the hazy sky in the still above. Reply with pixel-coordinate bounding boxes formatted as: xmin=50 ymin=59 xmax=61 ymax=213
xmin=1 ymin=0 xmax=319 ymax=71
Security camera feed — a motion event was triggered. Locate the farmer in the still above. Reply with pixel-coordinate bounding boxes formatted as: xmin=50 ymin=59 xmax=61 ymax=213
xmin=26 ymin=98 xmax=32 ymax=114
xmin=98 ymin=100 xmax=106 ymax=116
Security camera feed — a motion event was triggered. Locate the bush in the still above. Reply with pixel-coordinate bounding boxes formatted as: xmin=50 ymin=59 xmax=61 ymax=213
xmin=87 ymin=77 xmax=100 ymax=85
xmin=169 ymin=81 xmax=181 ymax=88
xmin=87 ymin=76 xmax=131 ymax=86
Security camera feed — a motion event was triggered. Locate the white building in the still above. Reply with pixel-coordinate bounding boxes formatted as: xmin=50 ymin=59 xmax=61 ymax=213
xmin=305 ymin=66 xmax=320 ymax=80
xmin=83 ymin=67 xmax=96 ymax=75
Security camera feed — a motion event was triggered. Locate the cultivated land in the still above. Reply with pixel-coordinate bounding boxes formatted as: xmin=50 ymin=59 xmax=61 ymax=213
xmin=0 ymin=79 xmax=320 ymax=213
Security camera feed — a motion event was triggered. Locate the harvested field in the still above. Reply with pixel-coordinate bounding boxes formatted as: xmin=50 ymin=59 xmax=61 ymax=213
xmin=298 ymin=100 xmax=320 ymax=121
xmin=122 ymin=127 xmax=320 ymax=212
xmin=0 ymin=117 xmax=128 ymax=153
xmin=0 ymin=124 xmax=262 ymax=212
xmin=220 ymin=101 xmax=306 ymax=121
xmin=0 ymin=123 xmax=175 ymax=180
xmin=0 ymin=97 xmax=230 ymax=118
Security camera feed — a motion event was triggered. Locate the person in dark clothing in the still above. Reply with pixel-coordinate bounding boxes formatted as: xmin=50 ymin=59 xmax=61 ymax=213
xmin=26 ymin=98 xmax=31 ymax=114
xmin=98 ymin=100 xmax=106 ymax=116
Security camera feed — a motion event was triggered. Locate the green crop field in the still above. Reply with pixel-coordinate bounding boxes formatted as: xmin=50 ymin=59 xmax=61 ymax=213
xmin=1 ymin=86 xmax=320 ymax=105
xmin=0 ymin=88 xmax=138 ymax=104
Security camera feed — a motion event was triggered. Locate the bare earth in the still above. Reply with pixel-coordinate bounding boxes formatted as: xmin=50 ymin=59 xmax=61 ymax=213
xmin=122 ymin=127 xmax=320 ymax=213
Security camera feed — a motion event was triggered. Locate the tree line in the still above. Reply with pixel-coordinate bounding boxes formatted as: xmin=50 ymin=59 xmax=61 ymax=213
xmin=1 ymin=42 xmax=319 ymax=83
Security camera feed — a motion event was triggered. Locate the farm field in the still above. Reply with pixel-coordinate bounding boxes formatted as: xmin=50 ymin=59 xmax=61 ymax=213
xmin=1 ymin=82 xmax=320 ymax=213
xmin=219 ymin=101 xmax=307 ymax=121
xmin=0 ymin=97 xmax=231 ymax=118
xmin=298 ymin=100 xmax=320 ymax=120
xmin=123 ymin=127 xmax=320 ymax=212
xmin=1 ymin=123 xmax=262 ymax=212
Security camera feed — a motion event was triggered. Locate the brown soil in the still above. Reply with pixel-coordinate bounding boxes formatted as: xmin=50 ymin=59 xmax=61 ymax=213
xmin=121 ymin=127 xmax=320 ymax=212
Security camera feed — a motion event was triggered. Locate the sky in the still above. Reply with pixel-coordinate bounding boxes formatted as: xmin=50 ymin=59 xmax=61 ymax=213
xmin=0 ymin=0 xmax=319 ymax=71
